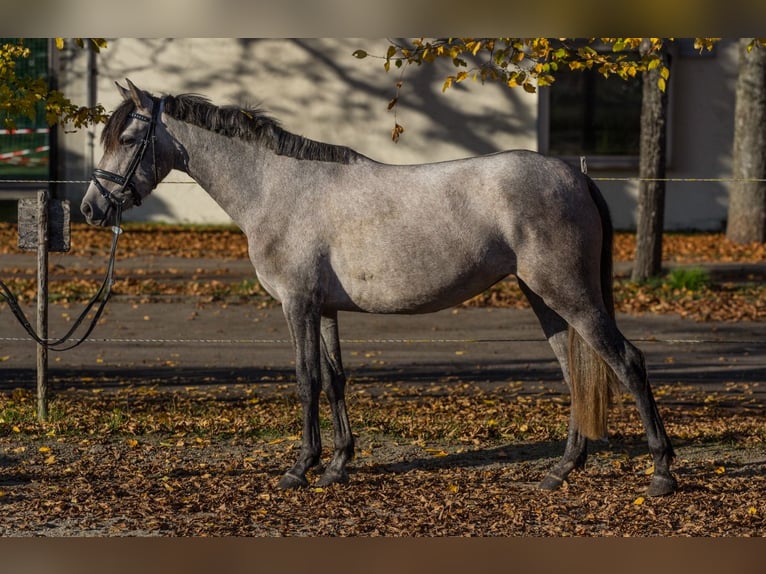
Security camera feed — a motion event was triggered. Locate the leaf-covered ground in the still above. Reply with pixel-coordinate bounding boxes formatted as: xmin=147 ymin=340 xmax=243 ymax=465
xmin=1 ymin=378 xmax=765 ymax=536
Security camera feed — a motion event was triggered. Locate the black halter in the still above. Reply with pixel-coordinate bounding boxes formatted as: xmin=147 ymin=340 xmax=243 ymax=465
xmin=92 ymin=97 xmax=163 ymax=209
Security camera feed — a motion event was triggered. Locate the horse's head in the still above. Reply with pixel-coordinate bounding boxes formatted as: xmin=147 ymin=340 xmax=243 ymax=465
xmin=81 ymin=80 xmax=175 ymax=226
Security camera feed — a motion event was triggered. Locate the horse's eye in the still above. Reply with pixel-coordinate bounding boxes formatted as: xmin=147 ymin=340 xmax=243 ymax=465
xmin=120 ymin=137 xmax=137 ymax=147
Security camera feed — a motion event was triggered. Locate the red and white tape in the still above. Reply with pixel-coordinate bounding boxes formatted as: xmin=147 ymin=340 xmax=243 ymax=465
xmin=0 ymin=145 xmax=50 ymax=163
xmin=0 ymin=128 xmax=49 ymax=135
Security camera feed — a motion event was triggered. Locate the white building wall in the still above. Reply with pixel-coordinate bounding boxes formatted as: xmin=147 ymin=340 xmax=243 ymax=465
xmin=57 ymin=38 xmax=739 ymax=230
xmin=61 ymin=38 xmax=538 ymax=225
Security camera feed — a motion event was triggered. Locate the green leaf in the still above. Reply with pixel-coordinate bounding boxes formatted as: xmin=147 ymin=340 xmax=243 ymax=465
xmin=352 ymin=50 xmax=367 ymax=59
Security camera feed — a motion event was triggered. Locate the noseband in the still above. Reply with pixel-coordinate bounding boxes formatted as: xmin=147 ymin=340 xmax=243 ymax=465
xmin=92 ymin=96 xmax=164 ymax=209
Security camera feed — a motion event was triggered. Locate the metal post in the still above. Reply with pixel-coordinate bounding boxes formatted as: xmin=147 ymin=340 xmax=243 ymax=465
xmin=36 ymin=190 xmax=49 ymax=421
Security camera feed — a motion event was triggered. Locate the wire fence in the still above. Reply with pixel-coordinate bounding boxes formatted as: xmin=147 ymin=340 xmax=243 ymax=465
xmin=0 ymin=335 xmax=764 ymax=347
xmin=2 ymin=176 xmax=766 ymax=186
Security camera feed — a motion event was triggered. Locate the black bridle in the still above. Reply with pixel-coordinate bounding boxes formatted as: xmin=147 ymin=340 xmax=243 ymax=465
xmin=91 ymin=96 xmax=164 ymax=210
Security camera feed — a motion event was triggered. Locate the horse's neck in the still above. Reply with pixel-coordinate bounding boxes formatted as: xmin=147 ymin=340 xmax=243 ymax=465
xmin=165 ymin=117 xmax=268 ymax=228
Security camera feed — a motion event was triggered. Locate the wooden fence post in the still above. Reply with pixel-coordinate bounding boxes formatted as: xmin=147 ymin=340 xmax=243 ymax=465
xmin=17 ymin=190 xmax=69 ymax=422
xmin=36 ymin=190 xmax=49 ymax=421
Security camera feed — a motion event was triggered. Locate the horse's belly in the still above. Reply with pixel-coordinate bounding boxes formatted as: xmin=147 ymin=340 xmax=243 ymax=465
xmin=330 ymin=268 xmax=510 ymax=314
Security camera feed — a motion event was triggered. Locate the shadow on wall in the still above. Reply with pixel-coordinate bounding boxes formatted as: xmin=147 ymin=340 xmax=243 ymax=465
xmin=98 ymin=38 xmax=537 ymax=161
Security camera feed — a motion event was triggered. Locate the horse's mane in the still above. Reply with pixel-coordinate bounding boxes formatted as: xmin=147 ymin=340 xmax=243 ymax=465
xmin=102 ymin=92 xmax=364 ymax=164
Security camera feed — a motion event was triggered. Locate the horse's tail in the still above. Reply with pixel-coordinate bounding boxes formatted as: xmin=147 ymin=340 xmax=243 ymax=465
xmin=568 ymin=174 xmax=621 ymax=440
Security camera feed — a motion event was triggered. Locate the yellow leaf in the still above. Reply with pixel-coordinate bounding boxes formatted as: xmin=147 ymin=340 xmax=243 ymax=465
xmin=313 ymin=487 xmax=325 ymax=493
xmin=660 ymin=66 xmax=670 ymax=80
xmin=747 ymin=507 xmax=757 ymax=516
xmin=447 ymin=484 xmax=459 ymax=493
xmin=55 ymin=38 xmax=64 ymax=50
xmin=425 ymin=448 xmax=448 ymax=457
xmin=657 ymin=77 xmax=666 ymax=92
xmin=644 ymin=464 xmax=655 ymax=475
xmin=44 ymin=455 xmax=56 ymax=465
xmin=126 ymin=438 xmax=139 ymax=448
xmin=633 ymin=496 xmax=645 ymax=506
xmin=38 ymin=446 xmax=51 ymax=453
xmin=0 ymin=355 xmax=10 ymax=362
xmin=12 ymin=426 xmax=21 ymax=433
xmin=714 ymin=466 xmax=725 ymax=474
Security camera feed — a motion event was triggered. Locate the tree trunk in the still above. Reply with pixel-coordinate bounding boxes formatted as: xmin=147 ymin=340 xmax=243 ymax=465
xmin=631 ymin=45 xmax=668 ymax=282
xmin=727 ymin=39 xmax=766 ymax=244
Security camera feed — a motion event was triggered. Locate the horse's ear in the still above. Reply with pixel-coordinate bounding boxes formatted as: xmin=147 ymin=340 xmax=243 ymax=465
xmin=115 ymin=81 xmax=131 ymax=101
xmin=118 ymin=78 xmax=153 ymax=110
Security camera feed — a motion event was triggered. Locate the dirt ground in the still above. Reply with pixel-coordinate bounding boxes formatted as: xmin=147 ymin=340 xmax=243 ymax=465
xmin=1 ymin=302 xmax=765 ymax=536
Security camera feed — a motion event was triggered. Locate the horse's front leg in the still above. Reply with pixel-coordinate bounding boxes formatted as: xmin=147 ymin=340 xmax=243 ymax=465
xmin=317 ymin=311 xmax=355 ymax=486
xmin=277 ymin=300 xmax=323 ymax=489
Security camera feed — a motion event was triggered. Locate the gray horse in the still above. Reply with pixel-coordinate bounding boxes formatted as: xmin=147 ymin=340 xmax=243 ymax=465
xmin=81 ymin=80 xmax=677 ymax=496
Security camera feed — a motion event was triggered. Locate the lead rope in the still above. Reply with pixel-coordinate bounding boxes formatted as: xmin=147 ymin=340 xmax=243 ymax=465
xmin=0 ymin=203 xmax=124 ymax=351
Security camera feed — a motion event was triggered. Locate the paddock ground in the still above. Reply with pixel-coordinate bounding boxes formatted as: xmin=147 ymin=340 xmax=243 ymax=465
xmin=1 ymin=303 xmax=764 ymax=536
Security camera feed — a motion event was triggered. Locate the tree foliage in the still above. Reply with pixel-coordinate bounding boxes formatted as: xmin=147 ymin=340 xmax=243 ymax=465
xmin=0 ymin=38 xmax=108 ymax=131
xmin=354 ymin=38 xmax=727 ymax=141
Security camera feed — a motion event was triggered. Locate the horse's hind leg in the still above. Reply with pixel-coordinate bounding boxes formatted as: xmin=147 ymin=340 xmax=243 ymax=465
xmin=316 ymin=311 xmax=355 ymax=487
xmin=567 ymin=310 xmax=677 ymax=496
xmin=518 ymin=280 xmax=588 ymax=490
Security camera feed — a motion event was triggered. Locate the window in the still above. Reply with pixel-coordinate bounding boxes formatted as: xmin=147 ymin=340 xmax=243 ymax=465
xmin=539 ymin=64 xmax=644 ymax=169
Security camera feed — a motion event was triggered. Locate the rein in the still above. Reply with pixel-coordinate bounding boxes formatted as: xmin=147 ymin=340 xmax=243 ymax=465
xmin=0 ymin=205 xmax=124 ymax=351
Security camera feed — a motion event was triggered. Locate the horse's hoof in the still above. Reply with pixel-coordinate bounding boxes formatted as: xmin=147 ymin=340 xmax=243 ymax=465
xmin=538 ymin=472 xmax=566 ymax=491
xmin=647 ymin=474 xmax=678 ymax=497
xmin=277 ymin=471 xmax=309 ymax=489
xmin=316 ymin=468 xmax=349 ymax=487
